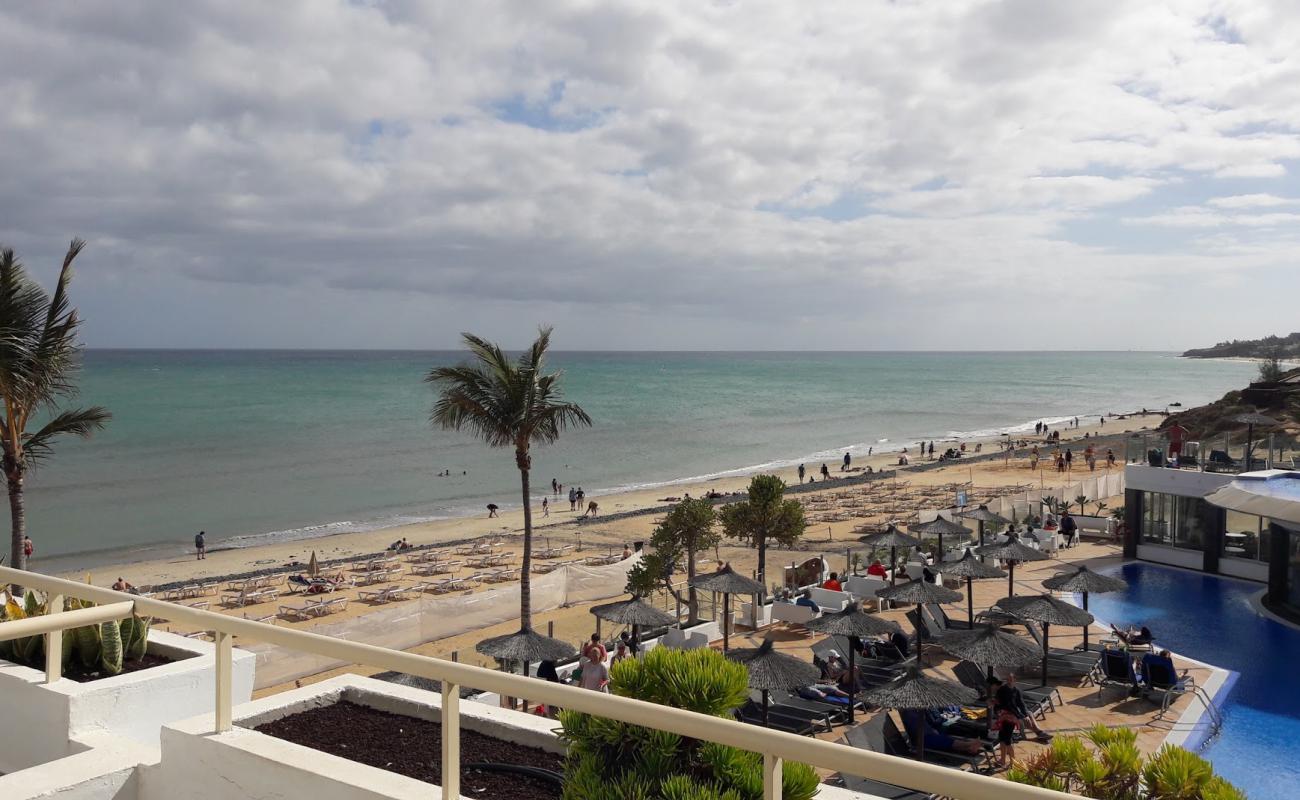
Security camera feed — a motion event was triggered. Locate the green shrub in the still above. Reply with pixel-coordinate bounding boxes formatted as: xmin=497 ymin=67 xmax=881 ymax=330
xmin=1008 ymin=724 xmax=1242 ymax=799
xmin=559 ymin=647 xmax=819 ymax=800
xmin=0 ymin=590 xmax=151 ymax=677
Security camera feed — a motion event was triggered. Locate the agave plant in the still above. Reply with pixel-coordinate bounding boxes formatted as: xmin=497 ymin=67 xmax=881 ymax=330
xmin=559 ymin=647 xmax=819 ymax=800
xmin=0 ymin=590 xmax=150 ymax=677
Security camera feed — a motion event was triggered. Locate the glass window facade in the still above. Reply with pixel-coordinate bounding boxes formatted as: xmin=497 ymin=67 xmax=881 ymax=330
xmin=1222 ymin=510 xmax=1271 ymax=563
xmin=1140 ymin=491 xmax=1209 ymax=551
xmin=1287 ymin=528 xmax=1300 ymax=614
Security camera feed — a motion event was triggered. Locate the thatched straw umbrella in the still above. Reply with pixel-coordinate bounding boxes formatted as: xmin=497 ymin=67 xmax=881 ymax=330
xmin=475 ymin=627 xmax=577 ymax=712
xmin=939 ymin=623 xmax=1042 ymax=682
xmin=804 ymin=604 xmax=901 ymax=723
xmin=974 ymin=533 xmax=1050 ymax=596
xmin=859 ymin=525 xmax=923 ymax=587
xmin=307 ymin=551 xmax=319 ymax=578
xmin=689 ymin=564 xmax=764 ymax=652
xmin=995 ymin=594 xmax=1094 ymax=687
xmin=860 ymin=665 xmax=979 ymax=763
xmin=959 ymin=506 xmax=1010 ymax=558
xmin=876 ymin=579 xmax=962 ymax=649
xmin=727 ymin=638 xmax=821 ymax=726
xmin=1040 ymin=566 xmax=1127 ymax=650
xmin=1233 ymin=410 xmax=1279 ymax=467
xmin=590 ymin=594 xmax=677 ymax=646
xmin=909 ymin=515 xmax=970 ymax=563
xmin=940 ymin=551 xmax=1007 ymax=628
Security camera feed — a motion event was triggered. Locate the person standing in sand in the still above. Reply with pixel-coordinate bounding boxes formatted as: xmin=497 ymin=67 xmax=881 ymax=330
xmin=820 ymin=463 xmax=830 ymax=480
xmin=798 ymin=463 xmax=806 ymax=483
xmin=194 ymin=530 xmax=206 ymax=560
xmin=842 ymin=452 xmax=851 ymax=471
xmin=568 ymin=487 xmax=577 ymax=511
xmin=542 ymin=497 xmax=549 ymax=517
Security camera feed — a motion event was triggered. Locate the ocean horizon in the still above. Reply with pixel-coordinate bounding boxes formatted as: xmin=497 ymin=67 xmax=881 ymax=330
xmin=28 ymin=349 xmax=1256 ymax=573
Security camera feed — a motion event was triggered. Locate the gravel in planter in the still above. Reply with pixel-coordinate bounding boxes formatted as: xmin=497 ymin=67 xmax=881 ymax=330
xmin=255 ymin=700 xmax=564 ymax=799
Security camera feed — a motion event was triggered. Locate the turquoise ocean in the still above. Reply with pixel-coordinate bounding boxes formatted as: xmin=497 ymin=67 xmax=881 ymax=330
xmin=29 ymin=351 xmax=1255 ymax=572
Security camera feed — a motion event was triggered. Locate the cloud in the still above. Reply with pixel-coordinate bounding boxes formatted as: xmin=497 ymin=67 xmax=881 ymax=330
xmin=1 ymin=1 xmax=1299 ymax=350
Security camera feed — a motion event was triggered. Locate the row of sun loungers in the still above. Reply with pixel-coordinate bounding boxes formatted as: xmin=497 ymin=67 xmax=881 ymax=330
xmin=278 ymin=596 xmax=349 ymax=621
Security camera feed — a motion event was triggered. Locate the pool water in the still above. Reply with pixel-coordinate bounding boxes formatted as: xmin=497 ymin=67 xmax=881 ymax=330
xmin=1086 ymin=562 xmax=1300 ymax=799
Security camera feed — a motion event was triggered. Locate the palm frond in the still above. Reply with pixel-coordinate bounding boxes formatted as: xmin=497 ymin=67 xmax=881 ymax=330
xmin=23 ymin=406 xmax=111 ymax=466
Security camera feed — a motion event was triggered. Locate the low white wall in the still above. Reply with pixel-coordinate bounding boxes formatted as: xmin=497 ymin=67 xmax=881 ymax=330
xmin=1125 ymin=465 xmax=1233 ymax=497
xmin=0 ymin=734 xmax=153 ymax=800
xmin=0 ymin=630 xmax=255 ymax=773
xmin=1136 ymin=544 xmax=1204 ymax=571
xmin=1218 ymin=557 xmax=1268 ymax=583
xmin=146 ymin=674 xmax=561 ymax=800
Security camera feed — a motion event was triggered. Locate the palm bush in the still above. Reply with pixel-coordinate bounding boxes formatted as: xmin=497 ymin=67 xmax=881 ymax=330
xmin=0 ymin=240 xmax=111 ymax=570
xmin=559 ymin=647 xmax=820 ymax=800
xmin=1007 ymin=724 xmax=1244 ymax=799
xmin=719 ymin=475 xmax=806 ymax=591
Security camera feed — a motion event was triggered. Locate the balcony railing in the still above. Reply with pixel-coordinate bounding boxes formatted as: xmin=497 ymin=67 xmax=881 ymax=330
xmin=0 ymin=565 xmax=1073 ymax=800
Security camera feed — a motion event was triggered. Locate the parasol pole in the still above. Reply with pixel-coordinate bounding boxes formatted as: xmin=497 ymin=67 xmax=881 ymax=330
xmin=723 ymin=592 xmax=731 ymax=652
xmin=1040 ymin=621 xmax=1050 ymax=688
xmin=847 ymin=642 xmax=857 ymax=724
xmin=1081 ymin=592 xmax=1090 ymax=651
xmin=967 ymin=576 xmax=975 ymax=628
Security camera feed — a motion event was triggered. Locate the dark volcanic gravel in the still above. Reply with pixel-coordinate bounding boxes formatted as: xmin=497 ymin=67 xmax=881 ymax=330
xmin=254 ymin=700 xmax=563 ymax=799
xmin=62 ymin=652 xmax=179 ymax=683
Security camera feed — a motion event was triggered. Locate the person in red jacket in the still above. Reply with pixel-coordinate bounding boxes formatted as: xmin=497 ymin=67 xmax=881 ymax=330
xmin=822 ymin=571 xmax=843 ymax=591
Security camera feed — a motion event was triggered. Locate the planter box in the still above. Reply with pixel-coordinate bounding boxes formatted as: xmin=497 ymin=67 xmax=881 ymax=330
xmin=0 ymin=733 xmax=154 ymax=800
xmin=0 ymin=630 xmax=255 ymax=774
xmin=145 ymin=674 xmax=561 ymax=800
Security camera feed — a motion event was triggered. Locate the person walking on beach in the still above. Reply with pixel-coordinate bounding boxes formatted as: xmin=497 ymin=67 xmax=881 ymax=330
xmin=577 ymin=487 xmax=585 ymax=509
xmin=842 ymin=452 xmax=851 ymax=471
xmin=820 ymin=463 xmax=830 ymax=480
xmin=23 ymin=535 xmax=34 ymax=563
xmin=487 ymin=503 xmax=499 ymax=518
xmin=928 ymin=441 xmax=935 ymax=459
xmin=552 ymin=478 xmax=558 ymax=495
xmin=194 ymin=530 xmax=206 ymax=560
xmin=798 ymin=463 xmax=806 ymax=483
xmin=542 ymin=497 xmax=549 ymax=517
xmin=568 ymin=487 xmax=577 ymax=511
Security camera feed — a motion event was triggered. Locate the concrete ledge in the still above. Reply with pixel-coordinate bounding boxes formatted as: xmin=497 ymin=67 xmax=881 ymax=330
xmin=0 ymin=630 xmax=255 ymax=773
xmin=0 ymin=733 xmax=155 ymax=800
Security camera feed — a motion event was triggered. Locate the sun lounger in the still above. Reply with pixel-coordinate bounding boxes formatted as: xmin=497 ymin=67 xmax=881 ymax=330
xmin=411 ymin=560 xmax=458 ymax=576
xmin=358 ymin=585 xmax=403 ymax=603
xmin=952 ymin=660 xmax=1051 ymax=719
xmin=1020 ymin=622 xmax=1103 ymax=677
xmin=883 ymin=714 xmax=991 ymax=772
xmin=279 ymin=604 xmax=314 ymax=621
xmin=838 ymin=717 xmax=932 ymax=800
xmin=735 ymin=701 xmax=827 ymax=735
xmin=532 ymin=561 xmax=562 ymax=574
xmin=1096 ymin=648 xmax=1140 ymax=700
xmin=922 ymin=602 xmax=973 ymax=632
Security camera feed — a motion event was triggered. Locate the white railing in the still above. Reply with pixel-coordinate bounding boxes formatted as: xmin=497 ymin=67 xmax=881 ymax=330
xmin=0 ymin=566 xmax=1073 ymax=800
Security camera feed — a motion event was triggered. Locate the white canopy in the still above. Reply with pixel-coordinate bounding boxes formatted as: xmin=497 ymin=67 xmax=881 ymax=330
xmin=1205 ymin=470 xmax=1300 ymax=530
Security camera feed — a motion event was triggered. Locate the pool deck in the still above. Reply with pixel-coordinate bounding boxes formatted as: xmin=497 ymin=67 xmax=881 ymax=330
xmin=727 ymin=539 xmax=1232 ymax=774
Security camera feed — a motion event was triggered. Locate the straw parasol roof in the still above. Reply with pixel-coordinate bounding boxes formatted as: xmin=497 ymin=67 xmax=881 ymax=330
xmin=876 ymin=578 xmax=962 ymax=606
xmin=995 ymin=594 xmax=1094 ymax=627
xmin=475 ymin=627 xmax=577 ymax=663
xmin=859 ymin=524 xmax=923 ymax=549
xmin=941 ymin=551 xmax=1006 ymax=580
xmin=939 ymin=624 xmax=1042 ymax=668
xmin=1233 ymin=411 xmax=1280 ymax=426
xmin=860 ymin=665 xmax=978 ymax=710
xmin=688 ymin=564 xmax=764 ymax=595
xmin=909 ymin=516 xmax=970 ymax=537
xmin=726 ymin=638 xmax=821 ymax=691
xmin=959 ymin=506 xmax=1009 ymax=525
xmin=974 ymin=534 xmax=1050 ymax=563
xmin=1041 ymin=565 xmax=1127 ymax=595
xmin=804 ymin=604 xmax=901 ymax=638
xmin=590 ymin=595 xmax=677 ymax=628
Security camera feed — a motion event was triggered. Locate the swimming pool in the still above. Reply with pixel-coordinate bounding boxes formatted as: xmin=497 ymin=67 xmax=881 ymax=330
xmin=1086 ymin=562 xmax=1300 ymax=799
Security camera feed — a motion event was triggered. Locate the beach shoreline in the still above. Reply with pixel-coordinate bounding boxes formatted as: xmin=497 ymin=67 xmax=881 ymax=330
xmin=57 ymin=409 xmax=1154 ymax=589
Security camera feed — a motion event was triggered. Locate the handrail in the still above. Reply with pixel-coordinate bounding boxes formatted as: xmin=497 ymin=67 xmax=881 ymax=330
xmin=0 ymin=566 xmax=1073 ymax=800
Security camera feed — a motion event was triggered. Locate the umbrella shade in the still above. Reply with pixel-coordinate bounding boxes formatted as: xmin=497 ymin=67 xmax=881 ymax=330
xmin=590 ymin=595 xmax=677 ymax=628
xmin=687 ymin=564 xmax=764 ymax=595
xmin=475 ymin=627 xmax=577 ymax=663
xmin=995 ymin=594 xmax=1094 ymax=627
xmin=941 ymin=552 xmax=1006 ymax=580
xmin=804 ymin=604 xmax=901 ymax=638
xmin=307 ymin=551 xmax=319 ymax=578
xmin=1233 ymin=411 xmax=1279 ymax=426
xmin=959 ymin=506 xmax=1009 ymax=525
xmin=1041 ymin=566 xmax=1127 ymax=595
xmin=859 ymin=524 xmax=923 ymax=550
xmin=974 ymin=535 xmax=1050 ymax=563
xmin=939 ymin=625 xmax=1042 ymax=668
xmin=727 ymin=639 xmax=821 ymax=691
xmin=909 ymin=516 xmax=971 ymax=537
xmin=876 ymin=579 xmax=962 ymax=606
xmin=861 ymin=665 xmax=979 ymax=709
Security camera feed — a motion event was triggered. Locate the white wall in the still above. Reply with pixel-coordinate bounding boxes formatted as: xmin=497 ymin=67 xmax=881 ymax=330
xmin=1125 ymin=465 xmax=1233 ymax=498
xmin=1136 ymin=544 xmax=1204 ymax=571
xmin=1218 ymin=557 xmax=1268 ymax=583
xmin=0 ymin=631 xmax=254 ymax=773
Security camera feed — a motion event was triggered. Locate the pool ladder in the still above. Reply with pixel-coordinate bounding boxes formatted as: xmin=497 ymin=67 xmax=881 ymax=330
xmin=1156 ymin=680 xmax=1223 ymax=736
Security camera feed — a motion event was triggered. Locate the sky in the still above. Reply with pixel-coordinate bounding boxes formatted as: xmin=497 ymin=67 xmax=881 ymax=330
xmin=1 ymin=1 xmax=1298 ymax=352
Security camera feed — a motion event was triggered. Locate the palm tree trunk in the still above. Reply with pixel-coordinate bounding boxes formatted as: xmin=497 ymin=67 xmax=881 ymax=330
xmin=757 ymin=536 xmax=766 ymax=593
xmin=8 ymin=469 xmax=25 ymax=572
xmin=518 ymin=460 xmax=533 ymax=631
xmin=687 ymin=549 xmax=698 ymax=623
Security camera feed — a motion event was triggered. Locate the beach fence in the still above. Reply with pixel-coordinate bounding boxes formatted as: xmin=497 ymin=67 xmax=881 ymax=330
xmin=985 ymin=472 xmax=1126 ymax=523
xmin=245 ymin=555 xmax=642 ymax=689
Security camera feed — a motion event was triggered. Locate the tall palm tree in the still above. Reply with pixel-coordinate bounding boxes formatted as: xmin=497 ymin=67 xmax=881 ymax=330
xmin=0 ymin=239 xmax=111 ymax=571
xmin=426 ymin=327 xmax=591 ymax=629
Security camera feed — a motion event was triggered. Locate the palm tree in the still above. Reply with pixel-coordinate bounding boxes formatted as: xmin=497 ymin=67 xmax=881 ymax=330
xmin=0 ymin=240 xmax=110 ymax=571
xmin=426 ymin=327 xmax=591 ymax=629
xmin=720 ymin=474 xmax=806 ymax=592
